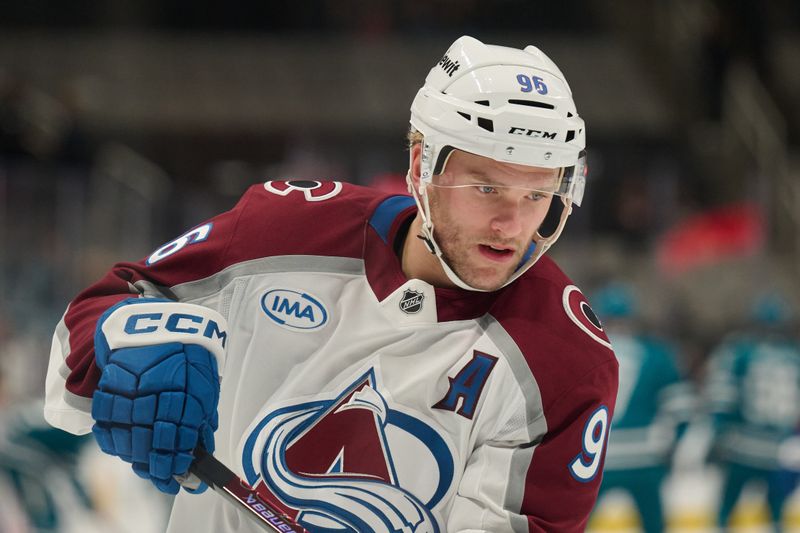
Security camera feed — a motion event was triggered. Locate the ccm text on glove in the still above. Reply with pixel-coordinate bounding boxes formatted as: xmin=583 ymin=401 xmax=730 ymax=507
xmin=91 ymin=298 xmax=227 ymax=494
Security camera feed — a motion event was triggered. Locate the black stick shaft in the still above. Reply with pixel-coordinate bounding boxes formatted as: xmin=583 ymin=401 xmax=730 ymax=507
xmin=186 ymin=448 xmax=307 ymax=533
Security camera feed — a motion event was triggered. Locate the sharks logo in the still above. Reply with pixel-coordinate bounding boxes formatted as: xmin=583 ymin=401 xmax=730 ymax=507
xmin=241 ymin=369 xmax=455 ymax=532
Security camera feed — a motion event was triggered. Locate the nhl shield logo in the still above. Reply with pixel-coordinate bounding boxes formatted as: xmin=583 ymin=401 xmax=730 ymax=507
xmin=399 ymin=289 xmax=424 ymax=314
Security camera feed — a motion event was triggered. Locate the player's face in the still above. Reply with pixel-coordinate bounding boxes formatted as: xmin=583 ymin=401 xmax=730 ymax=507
xmin=427 ymin=150 xmax=556 ymax=291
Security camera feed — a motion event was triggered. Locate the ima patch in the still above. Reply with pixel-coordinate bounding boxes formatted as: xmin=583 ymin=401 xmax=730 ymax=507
xmin=399 ymin=289 xmax=424 ymax=314
xmin=261 ymin=288 xmax=329 ymax=331
xmin=264 ymin=180 xmax=342 ymax=202
xmin=562 ymin=285 xmax=612 ymax=349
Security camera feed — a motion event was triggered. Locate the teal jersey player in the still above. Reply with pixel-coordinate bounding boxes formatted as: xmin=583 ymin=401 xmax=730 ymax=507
xmin=598 ymin=331 xmax=693 ymax=533
xmin=705 ymin=329 xmax=800 ymax=529
xmin=590 ymin=282 xmax=694 ymax=533
xmin=0 ymin=401 xmax=94 ymax=532
xmin=605 ymin=332 xmax=693 ymax=470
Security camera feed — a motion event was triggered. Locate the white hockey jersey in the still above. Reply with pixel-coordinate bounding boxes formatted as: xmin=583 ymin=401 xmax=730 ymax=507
xmin=45 ymin=180 xmax=618 ymax=532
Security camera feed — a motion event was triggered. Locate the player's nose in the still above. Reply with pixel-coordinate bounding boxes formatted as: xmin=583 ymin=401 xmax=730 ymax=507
xmin=489 ymin=201 xmax=524 ymax=237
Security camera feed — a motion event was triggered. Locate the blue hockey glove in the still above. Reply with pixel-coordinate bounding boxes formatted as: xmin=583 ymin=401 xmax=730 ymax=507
xmin=90 ymin=298 xmax=228 ymax=495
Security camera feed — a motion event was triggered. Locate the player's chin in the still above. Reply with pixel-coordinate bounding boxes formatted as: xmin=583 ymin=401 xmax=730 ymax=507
xmin=461 ymin=265 xmax=515 ymax=291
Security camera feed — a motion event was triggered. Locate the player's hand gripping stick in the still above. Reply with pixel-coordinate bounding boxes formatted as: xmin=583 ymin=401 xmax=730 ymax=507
xmin=91 ymin=298 xmax=227 ymax=494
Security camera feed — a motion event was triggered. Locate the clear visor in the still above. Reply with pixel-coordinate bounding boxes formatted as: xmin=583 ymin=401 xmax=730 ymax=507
xmin=427 ymin=149 xmax=587 ymax=206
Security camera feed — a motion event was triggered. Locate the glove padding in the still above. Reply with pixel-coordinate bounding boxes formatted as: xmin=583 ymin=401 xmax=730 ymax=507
xmin=91 ymin=299 xmax=224 ymax=495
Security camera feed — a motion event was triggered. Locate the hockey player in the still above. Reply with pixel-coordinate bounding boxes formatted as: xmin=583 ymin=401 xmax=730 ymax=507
xmin=705 ymin=292 xmax=800 ymax=530
xmin=43 ymin=36 xmax=618 ymax=532
xmin=590 ymin=282 xmax=694 ymax=533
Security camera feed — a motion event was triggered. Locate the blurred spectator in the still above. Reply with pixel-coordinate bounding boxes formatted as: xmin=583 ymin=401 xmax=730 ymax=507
xmin=0 ymin=73 xmax=92 ymax=165
xmin=590 ymin=282 xmax=695 ymax=533
xmin=699 ymin=0 xmax=772 ymax=120
xmin=704 ymin=291 xmax=800 ymax=530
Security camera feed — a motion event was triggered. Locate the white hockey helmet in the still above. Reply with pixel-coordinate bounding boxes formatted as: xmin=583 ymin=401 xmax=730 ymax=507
xmin=408 ymin=35 xmax=587 ymax=291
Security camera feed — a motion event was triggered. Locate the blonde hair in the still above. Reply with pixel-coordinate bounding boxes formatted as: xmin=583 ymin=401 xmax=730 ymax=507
xmin=406 ymin=127 xmax=423 ymax=149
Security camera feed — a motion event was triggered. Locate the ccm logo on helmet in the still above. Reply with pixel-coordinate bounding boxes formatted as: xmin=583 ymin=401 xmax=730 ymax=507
xmin=508 ymin=127 xmax=557 ymax=140
xmin=123 ymin=312 xmax=227 ymax=347
xmin=438 ymin=53 xmax=460 ymax=77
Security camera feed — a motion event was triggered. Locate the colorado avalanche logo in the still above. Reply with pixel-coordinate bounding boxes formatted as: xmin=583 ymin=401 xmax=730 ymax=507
xmin=241 ymin=369 xmax=455 ymax=532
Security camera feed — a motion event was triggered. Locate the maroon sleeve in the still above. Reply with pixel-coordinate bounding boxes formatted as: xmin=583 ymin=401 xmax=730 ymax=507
xmin=59 ymin=180 xmax=379 ymax=401
xmin=523 ymin=358 xmax=618 ymax=532
xmin=60 ymin=188 xmax=250 ymax=400
xmin=491 ymin=259 xmax=619 ymax=531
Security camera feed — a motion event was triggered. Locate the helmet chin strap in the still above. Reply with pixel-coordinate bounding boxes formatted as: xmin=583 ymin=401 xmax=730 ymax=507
xmin=405 ymin=168 xmax=499 ymax=292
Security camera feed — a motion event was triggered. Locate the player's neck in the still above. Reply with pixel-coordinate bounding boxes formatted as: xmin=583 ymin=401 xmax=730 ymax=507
xmin=400 ymin=216 xmax=454 ymax=288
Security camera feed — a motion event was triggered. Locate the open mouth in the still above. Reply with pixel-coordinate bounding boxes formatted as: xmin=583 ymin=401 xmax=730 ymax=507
xmin=478 ymin=244 xmax=515 ymax=262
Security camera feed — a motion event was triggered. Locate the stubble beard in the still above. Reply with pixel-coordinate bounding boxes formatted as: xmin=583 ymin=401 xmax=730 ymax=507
xmin=429 ymin=196 xmax=523 ymax=292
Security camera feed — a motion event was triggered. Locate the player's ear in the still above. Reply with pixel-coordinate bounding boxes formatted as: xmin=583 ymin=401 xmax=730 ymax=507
xmin=409 ymin=143 xmax=423 ymax=188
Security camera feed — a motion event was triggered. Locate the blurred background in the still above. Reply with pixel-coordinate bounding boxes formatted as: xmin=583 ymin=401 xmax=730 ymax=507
xmin=0 ymin=1 xmax=798 ymax=531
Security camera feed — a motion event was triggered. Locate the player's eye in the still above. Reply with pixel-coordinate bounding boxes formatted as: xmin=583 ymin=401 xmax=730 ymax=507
xmin=528 ymin=191 xmax=549 ymax=201
xmin=475 ymin=185 xmax=497 ymax=194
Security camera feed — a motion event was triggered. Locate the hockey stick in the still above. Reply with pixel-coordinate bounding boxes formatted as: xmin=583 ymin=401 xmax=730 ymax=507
xmin=176 ymin=447 xmax=308 ymax=533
